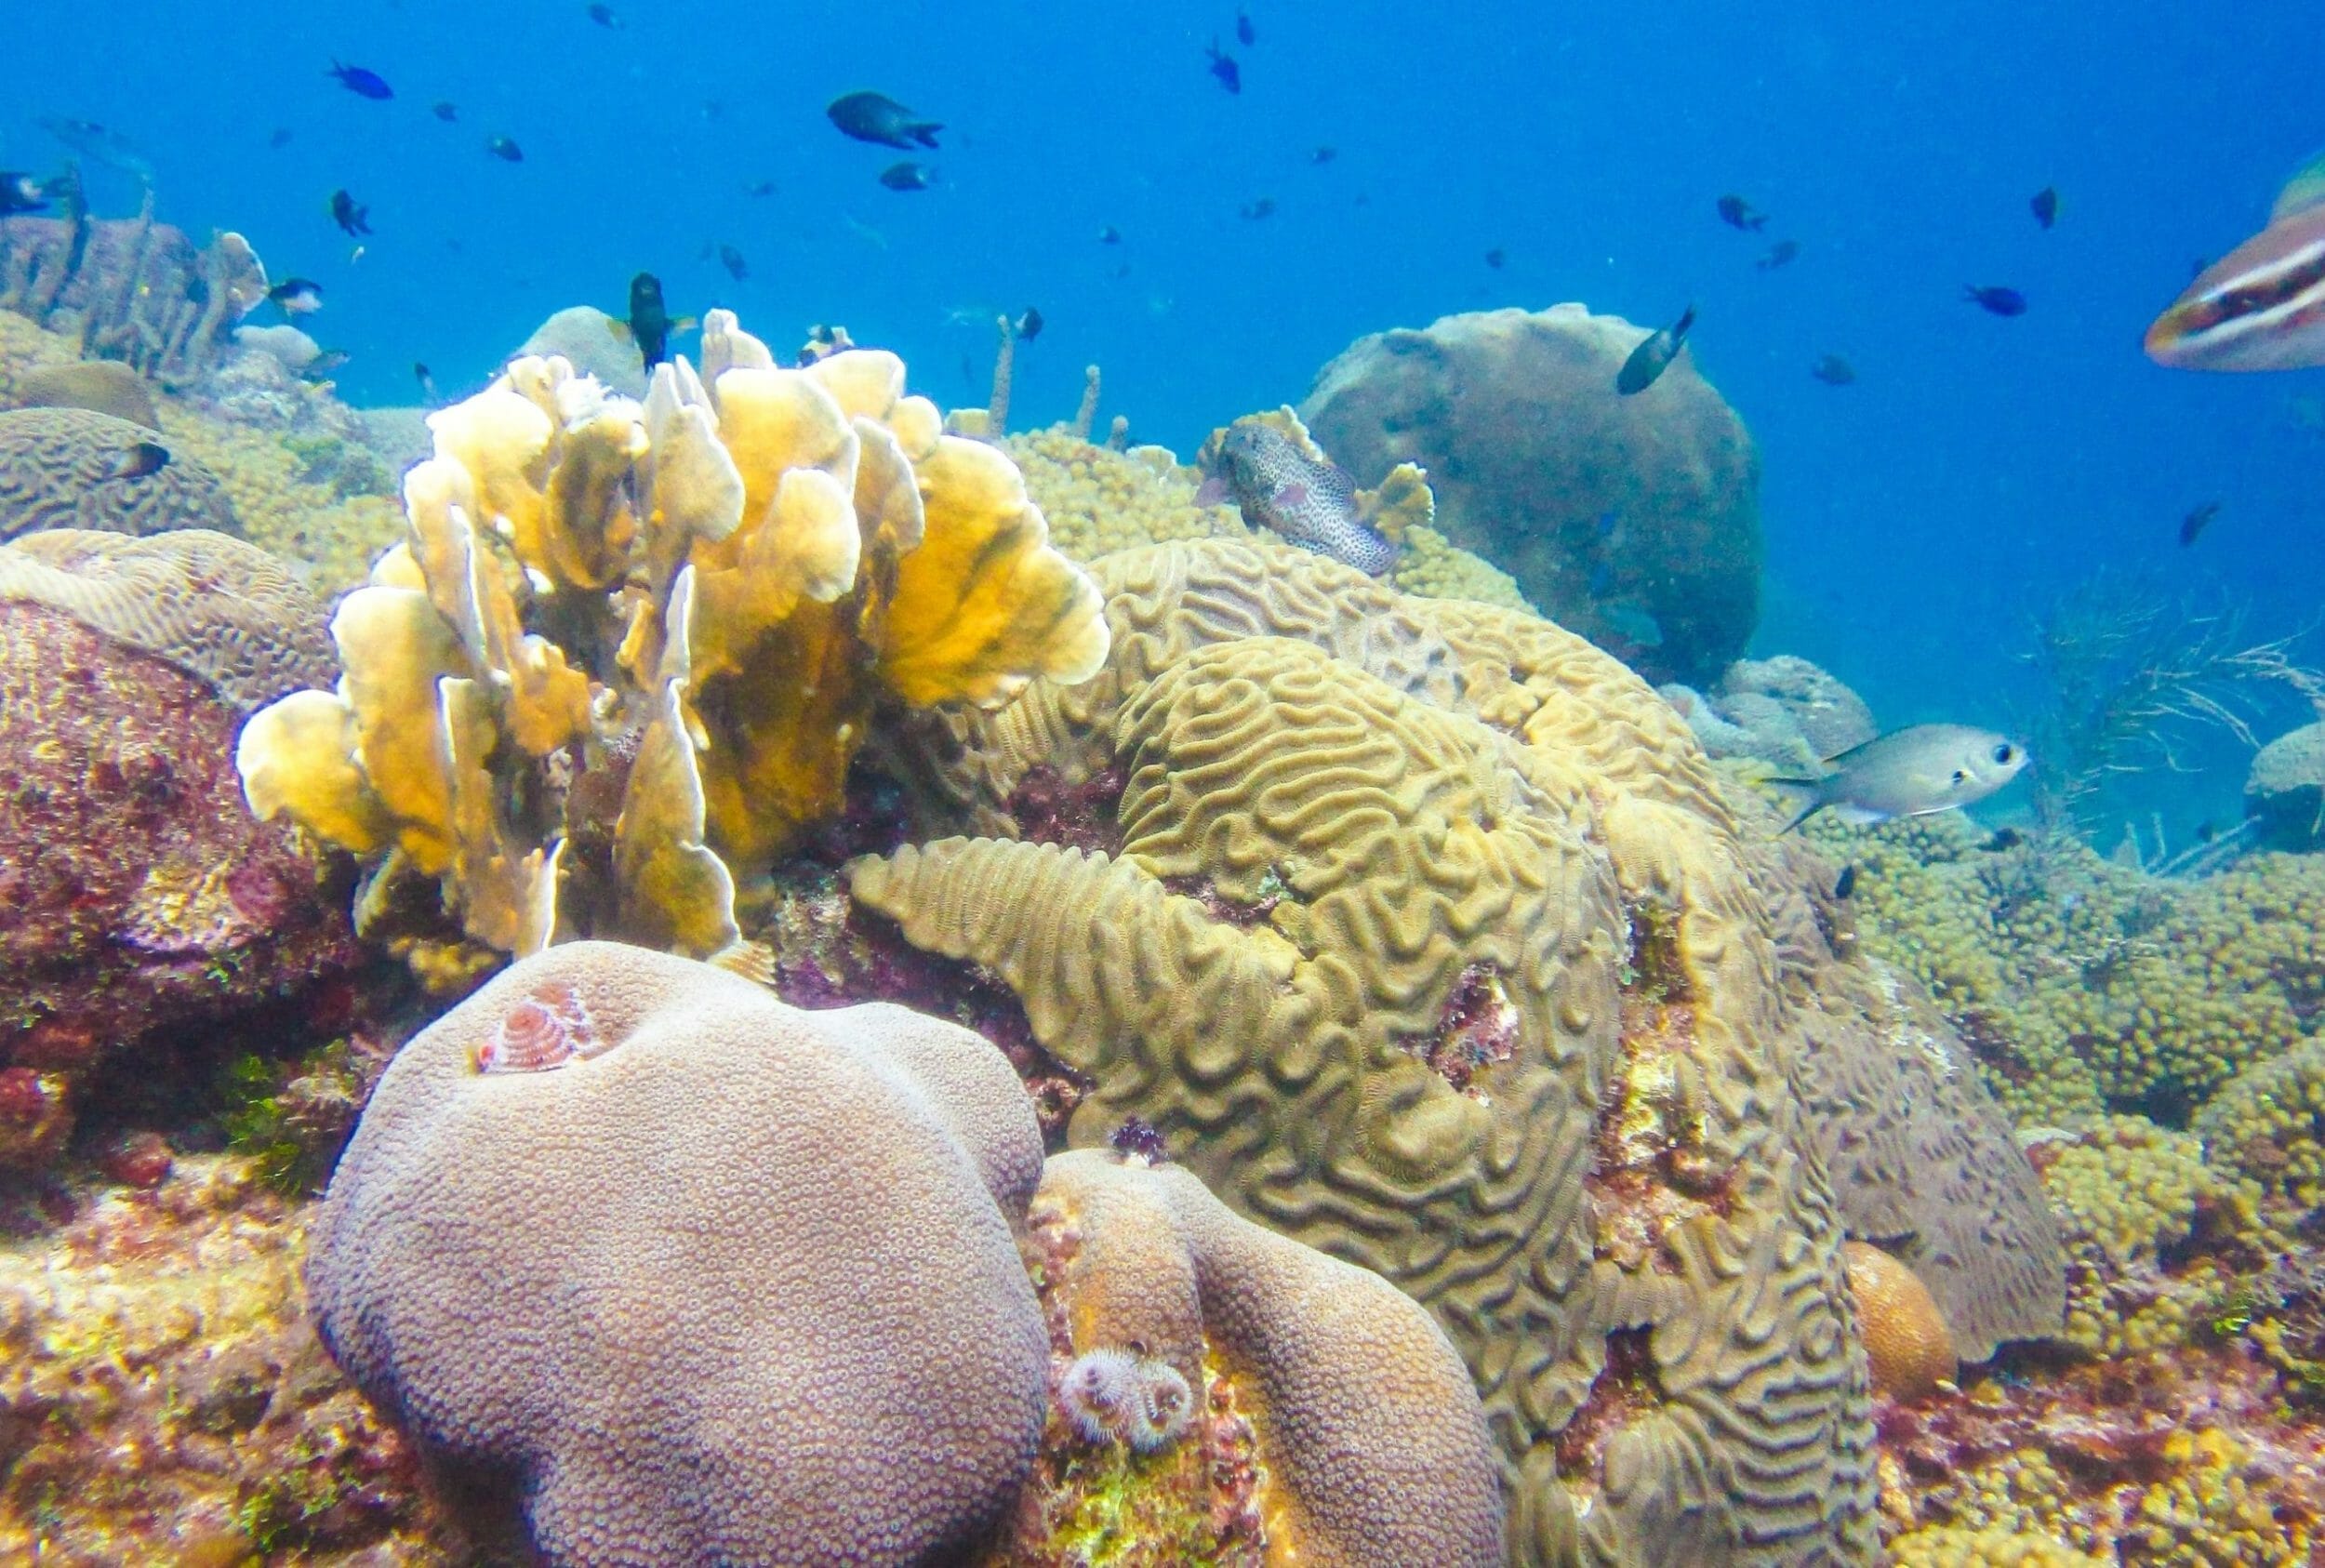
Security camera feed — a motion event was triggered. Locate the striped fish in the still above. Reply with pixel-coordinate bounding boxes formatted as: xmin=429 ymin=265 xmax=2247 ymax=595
xmin=2146 ymin=150 xmax=2325 ymax=371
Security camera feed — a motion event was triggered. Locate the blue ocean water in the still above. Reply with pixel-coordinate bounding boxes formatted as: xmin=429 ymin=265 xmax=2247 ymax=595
xmin=11 ymin=0 xmax=2319 ymax=831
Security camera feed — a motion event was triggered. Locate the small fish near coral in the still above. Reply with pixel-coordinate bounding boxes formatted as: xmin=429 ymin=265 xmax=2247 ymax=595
xmin=1615 ymin=303 xmax=1695 ymax=394
xmin=1812 ymin=352 xmax=1856 ymax=385
xmin=0 ymin=171 xmax=49 ymax=217
xmin=487 ymin=136 xmax=525 ymax=163
xmin=2030 ymin=184 xmax=2060 ymax=228
xmin=827 ymin=90 xmax=942 ymax=150
xmin=1964 ymin=285 xmax=2027 ymax=316
xmin=39 ymin=115 xmax=152 ymax=178
xmin=1757 ymin=238 xmax=1801 ymax=270
xmin=1717 ymin=193 xmax=1768 ymax=231
xmin=1309 ymin=144 xmax=1337 ymax=165
xmin=1205 ymin=39 xmax=1242 ymax=93
xmin=879 ymin=161 xmax=935 ymax=192
xmin=268 ymin=277 xmax=324 ymax=315
xmin=587 ymin=2 xmax=623 ymax=26
xmin=1771 ymin=724 xmax=2030 ymax=832
xmin=97 ymin=441 xmax=170 ymax=483
xmin=1239 ymin=196 xmax=1276 ymax=220
xmin=414 ymin=362 xmax=441 ymax=405
xmin=718 ymin=243 xmax=749 ymax=281
xmin=432 ymin=100 xmax=458 ymax=122
xmin=1236 ymin=6 xmax=1256 ymax=46
xmin=327 ymin=60 xmax=393 ymax=100
xmin=1213 ymin=421 xmax=1399 ymax=576
xmin=329 ymin=188 xmax=370 ymax=237
xmin=1014 ymin=306 xmax=1043 ymax=342
xmin=625 ymin=271 xmax=678 ymax=368
xmin=1485 ymin=246 xmax=1507 ymax=269
xmin=2146 ymin=148 xmax=2325 ymax=370
xmin=2178 ymin=499 xmax=2222 ymax=546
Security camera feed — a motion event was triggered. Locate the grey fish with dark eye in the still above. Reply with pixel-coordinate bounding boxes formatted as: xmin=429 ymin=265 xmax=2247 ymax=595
xmin=1769 ymin=724 xmax=2030 ymax=833
xmin=98 ymin=441 xmax=169 ymax=482
xmin=1214 ymin=422 xmax=1398 ymax=576
xmin=827 ymin=91 xmax=942 ymax=150
xmin=1615 ymin=303 xmax=1694 ymax=394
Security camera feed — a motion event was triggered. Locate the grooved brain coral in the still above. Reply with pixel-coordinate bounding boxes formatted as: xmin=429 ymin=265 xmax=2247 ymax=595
xmin=1005 ymin=1149 xmax=1504 ymax=1566
xmin=851 ymin=537 xmax=2062 ymax=1566
xmin=307 ymin=940 xmax=1051 ymax=1566
xmin=0 ymin=405 xmax=240 ymax=540
xmin=0 ymin=527 xmax=334 ymax=711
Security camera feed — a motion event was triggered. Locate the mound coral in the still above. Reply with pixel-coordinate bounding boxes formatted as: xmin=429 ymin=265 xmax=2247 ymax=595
xmin=852 ymin=536 xmax=2060 ymax=1564
xmin=0 ymin=405 xmax=240 ymax=540
xmin=2199 ymin=1036 xmax=2325 ymax=1204
xmin=237 ymin=312 xmax=1109 ymax=973
xmin=1843 ymin=1241 xmax=1958 ymax=1402
xmin=1299 ymin=303 xmax=1762 ymax=684
xmin=0 ymin=529 xmax=355 ymax=1175
xmin=2247 ymin=720 xmax=2325 ymax=852
xmin=1000 ymin=1149 xmax=1503 ymax=1567
xmin=307 ymin=941 xmax=1052 ymax=1565
xmin=9 ymin=358 xmax=160 ymax=429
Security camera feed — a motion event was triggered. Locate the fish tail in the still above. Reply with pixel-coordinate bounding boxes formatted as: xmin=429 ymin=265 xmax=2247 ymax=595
xmin=1778 ymin=799 xmax=1826 ymax=834
xmin=911 ymin=122 xmax=943 ymax=148
xmin=1672 ymin=303 xmax=1697 ymax=339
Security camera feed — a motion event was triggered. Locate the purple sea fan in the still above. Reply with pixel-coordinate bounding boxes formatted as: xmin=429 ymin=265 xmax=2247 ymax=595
xmin=1057 ymin=1348 xmax=1142 ymax=1444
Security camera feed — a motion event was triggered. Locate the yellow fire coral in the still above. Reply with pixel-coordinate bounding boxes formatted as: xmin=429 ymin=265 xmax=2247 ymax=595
xmin=238 ymin=311 xmax=1107 ymax=971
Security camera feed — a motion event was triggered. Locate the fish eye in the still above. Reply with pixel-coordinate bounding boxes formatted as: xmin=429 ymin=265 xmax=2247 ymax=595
xmin=1951 ymin=769 xmax=1970 ymax=786
xmin=1992 ymin=743 xmax=2015 ymax=764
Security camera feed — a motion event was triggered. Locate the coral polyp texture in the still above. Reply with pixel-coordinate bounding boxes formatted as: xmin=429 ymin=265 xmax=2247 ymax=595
xmin=236 ymin=311 xmax=1109 ymax=974
xmin=1842 ymin=1241 xmax=1958 ymax=1402
xmin=1804 ymin=810 xmax=2325 ymax=1124
xmin=0 ymin=528 xmax=355 ymax=1175
xmin=995 ymin=1149 xmax=1504 ymax=1566
xmin=1298 ymin=303 xmax=1762 ymax=684
xmin=306 ymin=940 xmax=1053 ymax=1565
xmin=850 ymin=536 xmax=2063 ymax=1565
xmin=0 ymin=405 xmax=241 ymax=539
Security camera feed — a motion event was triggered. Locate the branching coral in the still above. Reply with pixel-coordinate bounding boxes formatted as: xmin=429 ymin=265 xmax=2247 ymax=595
xmin=238 ymin=312 xmax=1109 ymax=975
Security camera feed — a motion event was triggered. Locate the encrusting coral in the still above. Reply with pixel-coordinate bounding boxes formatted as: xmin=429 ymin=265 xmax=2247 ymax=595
xmin=237 ymin=310 xmax=1110 ymax=976
xmin=0 ymin=405 xmax=241 ymax=540
xmin=306 ymin=941 xmax=1054 ymax=1565
xmin=851 ymin=535 xmax=2062 ymax=1565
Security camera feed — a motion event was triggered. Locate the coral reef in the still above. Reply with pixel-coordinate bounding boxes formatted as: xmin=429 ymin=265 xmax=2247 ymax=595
xmin=1669 ymin=654 xmax=1879 ymax=773
xmin=2199 ymin=1035 xmax=2325 ymax=1205
xmin=8 ymin=358 xmax=158 ymax=429
xmin=1802 ymin=808 xmax=2325 ymax=1124
xmin=2247 ymin=720 xmax=2325 ymax=852
xmin=1844 ymin=1242 xmax=1959 ymax=1402
xmin=516 ymin=304 xmax=648 ymax=397
xmin=239 ymin=312 xmax=1109 ymax=972
xmin=0 ymin=1155 xmax=460 ymax=1561
xmin=0 ymin=529 xmax=356 ymax=1176
xmin=993 ymin=1149 xmax=1504 ymax=1566
xmin=0 ymin=203 xmax=268 ymax=383
xmin=853 ymin=536 xmax=2059 ymax=1565
xmin=0 ymin=405 xmax=240 ymax=540
xmin=308 ymin=941 xmax=1052 ymax=1564
xmin=1299 ymin=303 xmax=1762 ymax=684
xmin=1003 ymin=424 xmax=1249 ymax=561
xmin=1394 ymin=520 xmax=1535 ymax=613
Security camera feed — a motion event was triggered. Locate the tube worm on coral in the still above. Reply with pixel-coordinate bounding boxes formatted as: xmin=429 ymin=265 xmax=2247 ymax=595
xmin=987 ymin=313 xmax=1016 ymax=436
xmin=1072 ymin=364 xmax=1100 ymax=441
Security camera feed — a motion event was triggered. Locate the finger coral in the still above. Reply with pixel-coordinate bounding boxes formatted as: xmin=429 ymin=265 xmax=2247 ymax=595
xmin=997 ymin=1149 xmax=1504 ymax=1567
xmin=237 ymin=312 xmax=1109 ymax=972
xmin=306 ymin=941 xmax=1052 ymax=1566
xmin=847 ymin=537 xmax=2075 ymax=1564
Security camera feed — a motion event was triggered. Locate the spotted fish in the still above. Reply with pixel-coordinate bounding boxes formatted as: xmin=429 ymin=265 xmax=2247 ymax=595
xmin=1214 ymin=423 xmax=1398 ymax=576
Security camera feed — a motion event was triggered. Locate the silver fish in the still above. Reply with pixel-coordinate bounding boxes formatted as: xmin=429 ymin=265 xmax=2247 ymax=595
xmin=1772 ymin=724 xmax=2028 ymax=833
xmin=38 ymin=116 xmax=152 ymax=179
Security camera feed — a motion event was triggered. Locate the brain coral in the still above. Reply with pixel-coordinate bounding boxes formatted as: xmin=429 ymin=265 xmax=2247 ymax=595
xmin=0 ymin=405 xmax=241 ymax=541
xmin=853 ymin=537 xmax=2059 ymax=1565
xmin=1004 ymin=1149 xmax=1504 ymax=1566
xmin=1298 ymin=303 xmax=1761 ymax=684
xmin=307 ymin=941 xmax=1052 ymax=1566
xmin=0 ymin=528 xmax=352 ymax=1174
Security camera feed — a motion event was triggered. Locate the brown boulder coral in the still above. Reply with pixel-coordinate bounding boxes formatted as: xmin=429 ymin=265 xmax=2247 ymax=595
xmin=0 ymin=405 xmax=241 ymax=540
xmin=1298 ymin=303 xmax=1760 ymax=684
xmin=9 ymin=358 xmax=161 ymax=429
xmin=0 ymin=529 xmax=354 ymax=1176
xmin=306 ymin=940 xmax=1053 ymax=1566
xmin=853 ymin=537 xmax=2061 ymax=1566
xmin=998 ymin=1148 xmax=1504 ymax=1566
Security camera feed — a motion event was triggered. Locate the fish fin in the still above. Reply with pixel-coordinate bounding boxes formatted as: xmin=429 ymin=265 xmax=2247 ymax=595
xmin=1277 ymin=481 xmax=1309 ymax=506
xmin=912 ymin=123 xmax=943 ymax=149
xmin=2273 ymin=147 xmax=2325 ymax=223
xmin=1831 ymin=805 xmax=1890 ymax=826
xmin=673 ymin=316 xmax=699 ymax=334
xmin=1778 ymin=799 xmax=1824 ymax=834
xmin=1761 ymin=774 xmax=1827 ymax=789
xmin=1670 ymin=303 xmax=1696 ymax=340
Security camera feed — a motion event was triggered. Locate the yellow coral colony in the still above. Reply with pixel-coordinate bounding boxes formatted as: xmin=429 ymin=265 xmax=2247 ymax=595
xmin=238 ymin=311 xmax=1108 ymax=965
